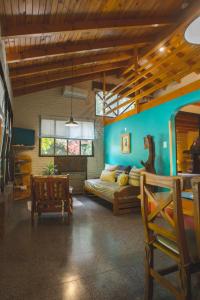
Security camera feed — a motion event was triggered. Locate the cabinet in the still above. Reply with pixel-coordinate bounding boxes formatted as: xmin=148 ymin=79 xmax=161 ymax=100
xmin=61 ymin=171 xmax=86 ymax=194
xmin=13 ymin=153 xmax=32 ymax=200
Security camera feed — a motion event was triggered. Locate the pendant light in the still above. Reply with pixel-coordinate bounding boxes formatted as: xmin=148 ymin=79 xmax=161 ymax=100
xmin=184 ymin=16 xmax=200 ymax=45
xmin=65 ymin=64 xmax=79 ymax=127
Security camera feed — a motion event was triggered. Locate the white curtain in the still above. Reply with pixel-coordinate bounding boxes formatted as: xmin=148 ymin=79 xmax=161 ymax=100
xmin=41 ymin=119 xmax=55 ymax=137
xmin=41 ymin=119 xmax=94 ymax=139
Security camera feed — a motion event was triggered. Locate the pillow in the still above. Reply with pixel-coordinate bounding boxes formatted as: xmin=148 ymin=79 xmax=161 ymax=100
xmin=115 ymin=165 xmax=131 ymax=178
xmin=117 ymin=173 xmax=129 ymax=186
xmin=105 ymin=164 xmax=119 ymax=171
xmin=129 ymin=167 xmax=145 ymax=187
xmin=100 ymin=170 xmax=116 ymax=182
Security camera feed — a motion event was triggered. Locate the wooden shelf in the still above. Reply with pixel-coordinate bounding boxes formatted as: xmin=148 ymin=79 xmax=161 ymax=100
xmin=14 ymin=185 xmax=28 ymax=191
xmin=15 ymin=172 xmax=30 ymax=176
xmin=13 ymin=152 xmax=32 ymax=201
xmin=12 ymin=145 xmax=35 ymax=150
xmin=15 ymin=159 xmax=31 ymax=164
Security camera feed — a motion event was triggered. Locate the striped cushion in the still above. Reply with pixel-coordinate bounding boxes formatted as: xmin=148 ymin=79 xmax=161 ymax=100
xmin=115 ymin=165 xmax=131 ymax=178
xmin=129 ymin=168 xmax=145 ymax=186
xmin=105 ymin=164 xmax=119 ymax=171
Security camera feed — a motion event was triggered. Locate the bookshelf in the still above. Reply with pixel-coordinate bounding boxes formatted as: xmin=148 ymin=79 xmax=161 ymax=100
xmin=13 ymin=153 xmax=32 ymax=200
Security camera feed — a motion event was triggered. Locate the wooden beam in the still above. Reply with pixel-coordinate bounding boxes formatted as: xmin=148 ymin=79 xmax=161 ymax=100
xmin=1 ymin=16 xmax=174 ymax=39
xmin=6 ymin=36 xmax=153 ymax=63
xmin=105 ymin=42 xmax=190 ymax=107
xmin=122 ymin=0 xmax=200 ymax=76
xmin=12 ymin=61 xmax=127 ymax=89
xmin=13 ymin=70 xmax=117 ymax=97
xmin=9 ymin=51 xmax=133 ymax=79
xmin=92 ymin=81 xmax=116 ymax=91
xmin=104 ymin=79 xmax=200 ymax=126
xmin=105 ymin=52 xmax=200 ymax=115
xmin=105 ymin=41 xmax=184 ymax=101
xmin=12 ymin=61 xmax=125 ymax=90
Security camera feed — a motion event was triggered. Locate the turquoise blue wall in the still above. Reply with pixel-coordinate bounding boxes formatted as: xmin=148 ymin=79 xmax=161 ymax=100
xmin=104 ymin=89 xmax=200 ymax=175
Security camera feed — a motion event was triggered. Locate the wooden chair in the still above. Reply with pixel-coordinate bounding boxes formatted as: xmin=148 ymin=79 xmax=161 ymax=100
xmin=31 ymin=175 xmax=72 ymax=224
xmin=140 ymin=172 xmax=200 ymax=300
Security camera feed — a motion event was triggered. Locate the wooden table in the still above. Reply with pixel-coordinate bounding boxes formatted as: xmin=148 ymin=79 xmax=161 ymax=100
xmin=153 ymin=191 xmax=194 ymax=217
xmin=181 ymin=191 xmax=194 ymax=217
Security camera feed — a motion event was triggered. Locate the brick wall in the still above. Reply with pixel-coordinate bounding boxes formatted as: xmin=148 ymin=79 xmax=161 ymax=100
xmin=13 ymin=82 xmax=104 ymax=178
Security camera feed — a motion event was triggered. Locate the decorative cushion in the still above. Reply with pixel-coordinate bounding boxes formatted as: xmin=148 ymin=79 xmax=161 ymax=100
xmin=129 ymin=167 xmax=145 ymax=186
xmin=100 ymin=170 xmax=116 ymax=183
xmin=105 ymin=164 xmax=119 ymax=171
xmin=115 ymin=165 xmax=131 ymax=178
xmin=117 ymin=173 xmax=129 ymax=186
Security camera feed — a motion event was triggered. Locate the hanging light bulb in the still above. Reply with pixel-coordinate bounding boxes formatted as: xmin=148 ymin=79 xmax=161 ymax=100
xmin=65 ymin=64 xmax=79 ymax=127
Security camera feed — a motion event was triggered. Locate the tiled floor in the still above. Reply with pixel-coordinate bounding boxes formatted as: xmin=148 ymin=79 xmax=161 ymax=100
xmin=0 ymin=195 xmax=199 ymax=300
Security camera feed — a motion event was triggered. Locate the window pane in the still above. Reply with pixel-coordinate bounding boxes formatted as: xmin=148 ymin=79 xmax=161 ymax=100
xmin=41 ymin=119 xmax=55 ymax=137
xmin=40 ymin=138 xmax=54 ymax=155
xmin=96 ymin=92 xmax=115 ymax=118
xmin=118 ymin=98 xmax=135 ymax=115
xmin=68 ymin=140 xmax=80 ymax=155
xmin=96 ymin=93 xmax=104 ymax=116
xmin=68 ymin=124 xmax=81 ymax=139
xmin=55 ymin=120 xmax=69 ymax=138
xmin=41 ymin=118 xmax=94 ymax=140
xmin=81 ymin=140 xmax=93 ymax=156
xmin=55 ymin=139 xmax=67 ymax=156
xmin=81 ymin=121 xmax=94 ymax=139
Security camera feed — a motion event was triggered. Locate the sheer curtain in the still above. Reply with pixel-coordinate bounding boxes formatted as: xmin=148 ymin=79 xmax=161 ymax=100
xmin=41 ymin=119 xmax=94 ymax=139
xmin=41 ymin=119 xmax=55 ymax=137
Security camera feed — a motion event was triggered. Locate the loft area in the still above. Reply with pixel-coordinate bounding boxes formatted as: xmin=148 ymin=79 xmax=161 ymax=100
xmin=0 ymin=1 xmax=200 ymax=300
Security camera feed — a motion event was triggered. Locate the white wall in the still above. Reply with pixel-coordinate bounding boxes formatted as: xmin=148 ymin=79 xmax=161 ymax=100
xmin=13 ymin=82 xmax=104 ymax=178
xmin=155 ymin=72 xmax=200 ymax=99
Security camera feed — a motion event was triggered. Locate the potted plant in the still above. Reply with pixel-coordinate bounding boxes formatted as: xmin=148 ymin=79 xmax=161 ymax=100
xmin=42 ymin=162 xmax=58 ymax=175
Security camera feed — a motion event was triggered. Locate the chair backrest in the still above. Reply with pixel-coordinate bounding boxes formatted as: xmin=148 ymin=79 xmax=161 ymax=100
xmin=140 ymin=171 xmax=190 ymax=265
xmin=191 ymin=177 xmax=200 ymax=260
xmin=31 ymin=175 xmax=69 ymax=203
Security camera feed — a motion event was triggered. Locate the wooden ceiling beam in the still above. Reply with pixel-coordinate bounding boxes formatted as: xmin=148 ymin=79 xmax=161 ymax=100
xmin=106 ymin=56 xmax=200 ymax=115
xmin=1 ymin=16 xmax=174 ymax=39
xmin=122 ymin=0 xmax=200 ymax=76
xmin=9 ymin=51 xmax=133 ymax=79
xmin=12 ymin=60 xmax=126 ymax=90
xmin=105 ymin=41 xmax=185 ymax=100
xmin=13 ymin=70 xmax=117 ymax=97
xmin=105 ymin=42 xmax=190 ymax=106
xmin=6 ymin=36 xmax=153 ymax=63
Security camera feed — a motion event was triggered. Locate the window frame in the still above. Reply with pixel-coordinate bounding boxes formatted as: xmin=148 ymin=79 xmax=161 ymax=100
xmin=95 ymin=91 xmax=134 ymax=118
xmin=39 ymin=137 xmax=94 ymax=158
xmin=95 ymin=91 xmax=115 ymax=118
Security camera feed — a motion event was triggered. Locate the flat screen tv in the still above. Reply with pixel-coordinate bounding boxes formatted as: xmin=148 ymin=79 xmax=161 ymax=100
xmin=12 ymin=127 xmax=35 ymax=146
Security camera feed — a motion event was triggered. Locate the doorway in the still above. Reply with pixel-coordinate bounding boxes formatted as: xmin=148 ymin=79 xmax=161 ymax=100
xmin=175 ymin=102 xmax=200 ymax=174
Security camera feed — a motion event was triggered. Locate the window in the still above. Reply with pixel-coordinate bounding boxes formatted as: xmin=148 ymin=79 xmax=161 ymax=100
xmin=95 ymin=91 xmax=135 ymax=117
xmin=40 ymin=138 xmax=54 ymax=156
xmin=39 ymin=118 xmax=94 ymax=157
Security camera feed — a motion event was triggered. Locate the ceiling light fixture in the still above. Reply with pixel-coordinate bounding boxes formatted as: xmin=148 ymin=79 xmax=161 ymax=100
xmin=65 ymin=65 xmax=79 ymax=127
xmin=159 ymin=46 xmax=165 ymax=53
xmin=184 ymin=16 xmax=200 ymax=45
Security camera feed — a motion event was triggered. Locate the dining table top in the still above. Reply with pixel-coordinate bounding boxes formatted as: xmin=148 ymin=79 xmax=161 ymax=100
xmin=154 ymin=191 xmax=194 ymax=217
xmin=181 ymin=191 xmax=193 ymax=200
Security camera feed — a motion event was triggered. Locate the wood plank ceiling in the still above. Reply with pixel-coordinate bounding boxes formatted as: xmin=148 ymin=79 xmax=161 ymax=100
xmin=0 ymin=0 xmax=200 ymax=116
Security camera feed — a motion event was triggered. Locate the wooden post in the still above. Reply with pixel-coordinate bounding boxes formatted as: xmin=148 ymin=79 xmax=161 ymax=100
xmin=103 ymin=72 xmax=106 ymax=116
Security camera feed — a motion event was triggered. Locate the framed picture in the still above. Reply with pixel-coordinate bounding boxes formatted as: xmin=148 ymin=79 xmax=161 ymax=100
xmin=121 ymin=133 xmax=130 ymax=153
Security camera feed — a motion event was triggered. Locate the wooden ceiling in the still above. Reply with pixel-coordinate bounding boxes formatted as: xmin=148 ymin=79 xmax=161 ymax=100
xmin=0 ymin=0 xmax=200 ymax=107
